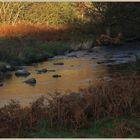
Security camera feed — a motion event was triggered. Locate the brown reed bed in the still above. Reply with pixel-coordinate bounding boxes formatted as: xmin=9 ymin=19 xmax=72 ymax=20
xmin=0 ymin=74 xmax=140 ymax=138
xmin=0 ymin=23 xmax=89 ymax=42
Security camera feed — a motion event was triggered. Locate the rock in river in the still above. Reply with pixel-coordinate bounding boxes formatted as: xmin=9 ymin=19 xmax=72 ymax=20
xmin=52 ymin=74 xmax=61 ymax=78
xmin=15 ymin=70 xmax=30 ymax=77
xmin=67 ymin=54 xmax=78 ymax=58
xmin=36 ymin=69 xmax=47 ymax=74
xmin=97 ymin=61 xmax=105 ymax=64
xmin=0 ymin=83 xmax=3 ymax=87
xmin=53 ymin=62 xmax=64 ymax=65
xmin=24 ymin=78 xmax=36 ymax=85
xmin=6 ymin=64 xmax=15 ymax=71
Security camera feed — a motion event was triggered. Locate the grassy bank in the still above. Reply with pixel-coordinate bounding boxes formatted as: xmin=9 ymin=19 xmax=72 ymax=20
xmin=0 ymin=74 xmax=140 ymax=138
xmin=0 ymin=23 xmax=94 ymax=81
xmin=0 ymin=38 xmax=70 ymax=64
xmin=0 ymin=23 xmax=94 ymax=65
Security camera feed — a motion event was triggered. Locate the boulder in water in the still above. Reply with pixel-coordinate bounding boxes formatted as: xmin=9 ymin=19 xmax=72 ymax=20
xmin=6 ymin=64 xmax=15 ymax=71
xmin=0 ymin=83 xmax=3 ymax=87
xmin=97 ymin=61 xmax=105 ymax=64
xmin=36 ymin=69 xmax=47 ymax=74
xmin=53 ymin=62 xmax=64 ymax=65
xmin=24 ymin=78 xmax=36 ymax=85
xmin=15 ymin=70 xmax=30 ymax=77
xmin=52 ymin=74 xmax=61 ymax=78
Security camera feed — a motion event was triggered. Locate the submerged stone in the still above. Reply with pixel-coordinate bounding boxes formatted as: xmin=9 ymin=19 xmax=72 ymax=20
xmin=15 ymin=70 xmax=30 ymax=77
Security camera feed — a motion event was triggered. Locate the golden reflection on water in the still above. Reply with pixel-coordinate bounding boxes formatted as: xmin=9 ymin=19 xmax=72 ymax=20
xmin=0 ymin=54 xmax=108 ymax=106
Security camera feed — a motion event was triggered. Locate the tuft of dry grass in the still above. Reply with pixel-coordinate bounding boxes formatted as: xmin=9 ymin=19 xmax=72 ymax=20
xmin=0 ymin=74 xmax=140 ymax=137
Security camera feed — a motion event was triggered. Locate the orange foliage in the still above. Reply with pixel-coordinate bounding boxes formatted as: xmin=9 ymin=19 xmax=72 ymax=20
xmin=0 ymin=22 xmax=85 ymax=41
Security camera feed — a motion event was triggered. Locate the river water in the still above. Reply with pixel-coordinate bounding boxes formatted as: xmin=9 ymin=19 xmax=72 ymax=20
xmin=0 ymin=42 xmax=140 ymax=107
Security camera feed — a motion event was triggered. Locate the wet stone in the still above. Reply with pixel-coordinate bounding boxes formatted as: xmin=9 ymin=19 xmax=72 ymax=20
xmin=0 ymin=83 xmax=3 ymax=87
xmin=24 ymin=78 xmax=36 ymax=85
xmin=52 ymin=74 xmax=61 ymax=78
xmin=36 ymin=69 xmax=47 ymax=74
xmin=15 ymin=70 xmax=30 ymax=77
xmin=97 ymin=61 xmax=105 ymax=64
xmin=53 ymin=62 xmax=64 ymax=65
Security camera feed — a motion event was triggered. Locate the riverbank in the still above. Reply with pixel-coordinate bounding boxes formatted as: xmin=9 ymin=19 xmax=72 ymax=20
xmin=0 ymin=23 xmax=140 ymax=82
xmin=0 ymin=40 xmax=70 ymax=82
xmin=0 ymin=74 xmax=140 ymax=138
xmin=0 ymin=23 xmax=95 ymax=81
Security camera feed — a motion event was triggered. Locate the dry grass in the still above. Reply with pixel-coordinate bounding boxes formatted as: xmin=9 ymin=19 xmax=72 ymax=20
xmin=0 ymin=74 xmax=140 ymax=137
xmin=102 ymin=118 xmax=140 ymax=137
xmin=0 ymin=23 xmax=87 ymax=41
xmin=44 ymin=74 xmax=140 ymax=129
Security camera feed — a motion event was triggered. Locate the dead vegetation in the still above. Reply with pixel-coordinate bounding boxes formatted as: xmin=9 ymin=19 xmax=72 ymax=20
xmin=0 ymin=74 xmax=140 ymax=137
xmin=102 ymin=119 xmax=140 ymax=137
xmin=0 ymin=23 xmax=88 ymax=42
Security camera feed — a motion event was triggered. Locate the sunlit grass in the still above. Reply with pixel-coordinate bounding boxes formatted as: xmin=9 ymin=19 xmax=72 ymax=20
xmin=0 ymin=23 xmax=93 ymax=41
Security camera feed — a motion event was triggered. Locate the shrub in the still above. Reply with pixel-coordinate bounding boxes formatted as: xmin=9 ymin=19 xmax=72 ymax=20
xmin=0 ymin=74 xmax=140 ymax=137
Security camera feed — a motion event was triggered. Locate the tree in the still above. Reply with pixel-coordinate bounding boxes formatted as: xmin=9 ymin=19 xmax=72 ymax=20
xmin=89 ymin=2 xmax=140 ymax=38
xmin=23 ymin=2 xmax=77 ymax=24
xmin=0 ymin=2 xmax=25 ymax=24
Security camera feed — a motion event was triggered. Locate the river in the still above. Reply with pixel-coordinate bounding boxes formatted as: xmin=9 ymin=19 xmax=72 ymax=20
xmin=0 ymin=41 xmax=140 ymax=107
